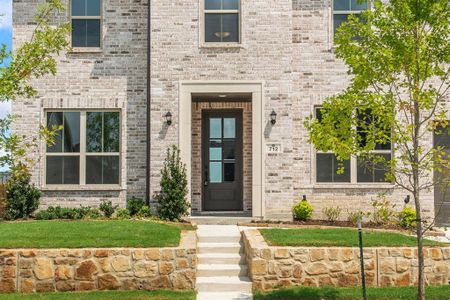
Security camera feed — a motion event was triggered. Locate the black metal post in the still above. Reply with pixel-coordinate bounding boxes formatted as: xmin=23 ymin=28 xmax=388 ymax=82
xmin=358 ymin=216 xmax=367 ymax=300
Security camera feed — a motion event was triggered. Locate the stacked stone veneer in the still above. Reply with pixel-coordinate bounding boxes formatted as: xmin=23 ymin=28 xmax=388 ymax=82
xmin=243 ymin=230 xmax=450 ymax=291
xmin=0 ymin=232 xmax=196 ymax=293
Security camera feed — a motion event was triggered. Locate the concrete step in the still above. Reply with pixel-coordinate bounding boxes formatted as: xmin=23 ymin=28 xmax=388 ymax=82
xmin=197 ymin=234 xmax=242 ymax=244
xmin=197 ymin=292 xmax=253 ymax=300
xmin=190 ymin=216 xmax=253 ymax=225
xmin=196 ymin=276 xmax=252 ymax=293
xmin=198 ymin=242 xmax=243 ymax=254
xmin=197 ymin=264 xmax=248 ymax=277
xmin=198 ymin=253 xmax=246 ymax=265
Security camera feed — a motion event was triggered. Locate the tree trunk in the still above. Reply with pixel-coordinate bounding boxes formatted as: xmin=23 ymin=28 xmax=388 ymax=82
xmin=414 ymin=191 xmax=425 ymax=300
xmin=413 ymin=83 xmax=425 ymax=299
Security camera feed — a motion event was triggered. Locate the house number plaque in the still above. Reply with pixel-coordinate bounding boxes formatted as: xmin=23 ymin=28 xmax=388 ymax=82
xmin=266 ymin=143 xmax=282 ymax=154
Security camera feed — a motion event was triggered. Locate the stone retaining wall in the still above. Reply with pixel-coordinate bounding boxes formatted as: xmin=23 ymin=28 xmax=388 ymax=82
xmin=0 ymin=231 xmax=196 ymax=293
xmin=243 ymin=230 xmax=450 ymax=291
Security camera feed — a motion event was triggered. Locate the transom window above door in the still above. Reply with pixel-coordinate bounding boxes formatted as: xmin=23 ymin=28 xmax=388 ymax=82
xmin=204 ymin=0 xmax=241 ymax=43
xmin=71 ymin=0 xmax=101 ymax=48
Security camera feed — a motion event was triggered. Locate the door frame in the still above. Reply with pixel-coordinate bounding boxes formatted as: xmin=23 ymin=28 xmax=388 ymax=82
xmin=179 ymin=81 xmax=265 ymax=218
xmin=202 ymin=109 xmax=244 ymax=211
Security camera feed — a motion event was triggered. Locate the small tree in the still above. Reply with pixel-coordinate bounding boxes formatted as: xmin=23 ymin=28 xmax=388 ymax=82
xmin=155 ymin=145 xmax=190 ymax=221
xmin=0 ymin=0 xmax=69 ymax=216
xmin=305 ymin=1 xmax=449 ymax=299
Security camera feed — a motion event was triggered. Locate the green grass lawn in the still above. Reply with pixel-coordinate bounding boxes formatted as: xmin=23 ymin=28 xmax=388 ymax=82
xmin=0 ymin=220 xmax=192 ymax=248
xmin=254 ymin=286 xmax=450 ymax=300
xmin=259 ymin=228 xmax=443 ymax=247
xmin=0 ymin=290 xmax=196 ymax=300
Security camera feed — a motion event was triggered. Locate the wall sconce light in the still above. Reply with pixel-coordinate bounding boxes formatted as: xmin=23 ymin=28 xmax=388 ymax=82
xmin=270 ymin=110 xmax=277 ymax=125
xmin=165 ymin=111 xmax=172 ymax=126
xmin=404 ymin=195 xmax=410 ymax=204
xmin=302 ymin=195 xmax=307 ymax=201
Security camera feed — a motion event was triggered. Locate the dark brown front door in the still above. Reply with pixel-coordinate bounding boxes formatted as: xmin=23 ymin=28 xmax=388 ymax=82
xmin=434 ymin=124 xmax=450 ymax=226
xmin=202 ymin=110 xmax=243 ymax=211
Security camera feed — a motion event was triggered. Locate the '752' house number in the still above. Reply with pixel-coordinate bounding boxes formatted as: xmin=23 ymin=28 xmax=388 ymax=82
xmin=266 ymin=143 xmax=282 ymax=154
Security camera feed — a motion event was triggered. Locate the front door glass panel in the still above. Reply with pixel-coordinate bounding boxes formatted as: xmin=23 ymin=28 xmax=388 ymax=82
xmin=208 ymin=117 xmax=236 ymax=184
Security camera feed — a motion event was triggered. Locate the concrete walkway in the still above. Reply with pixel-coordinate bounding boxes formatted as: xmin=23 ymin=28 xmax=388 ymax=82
xmin=196 ymin=225 xmax=252 ymax=300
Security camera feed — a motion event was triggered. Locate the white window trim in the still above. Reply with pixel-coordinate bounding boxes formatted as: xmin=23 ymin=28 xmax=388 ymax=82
xmin=312 ymin=106 xmax=394 ymax=185
xmin=199 ymin=0 xmax=242 ymax=48
xmin=69 ymin=0 xmax=103 ymax=51
xmin=44 ymin=110 xmax=122 ymax=188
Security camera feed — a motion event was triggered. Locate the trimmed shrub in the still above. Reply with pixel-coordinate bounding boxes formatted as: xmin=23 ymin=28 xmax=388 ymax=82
xmin=99 ymin=200 xmax=117 ymax=218
xmin=85 ymin=208 xmax=102 ymax=219
xmin=35 ymin=206 xmax=94 ymax=220
xmin=347 ymin=210 xmax=367 ymax=226
xmin=322 ymin=206 xmax=342 ymax=222
xmin=35 ymin=209 xmax=56 ymax=220
xmin=5 ymin=174 xmax=41 ymax=220
xmin=399 ymin=206 xmax=416 ymax=229
xmin=292 ymin=199 xmax=313 ymax=221
xmin=127 ymin=197 xmax=145 ymax=216
xmin=137 ymin=205 xmax=152 ymax=218
xmin=155 ymin=145 xmax=190 ymax=221
xmin=115 ymin=208 xmax=131 ymax=219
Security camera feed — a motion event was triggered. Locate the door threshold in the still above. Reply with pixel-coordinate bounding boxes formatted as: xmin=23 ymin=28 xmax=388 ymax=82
xmin=191 ymin=211 xmax=251 ymax=217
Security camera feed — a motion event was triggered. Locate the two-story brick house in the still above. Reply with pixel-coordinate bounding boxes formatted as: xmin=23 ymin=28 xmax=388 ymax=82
xmin=12 ymin=0 xmax=449 ymax=224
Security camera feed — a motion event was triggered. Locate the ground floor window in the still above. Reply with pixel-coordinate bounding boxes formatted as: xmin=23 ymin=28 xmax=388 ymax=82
xmin=315 ymin=107 xmax=392 ymax=184
xmin=46 ymin=110 xmax=120 ymax=185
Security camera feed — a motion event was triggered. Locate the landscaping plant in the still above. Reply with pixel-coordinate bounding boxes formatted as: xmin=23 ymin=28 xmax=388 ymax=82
xmin=127 ymin=197 xmax=145 ymax=216
xmin=5 ymin=174 xmax=40 ymax=220
xmin=292 ymin=199 xmax=313 ymax=221
xmin=85 ymin=208 xmax=102 ymax=219
xmin=370 ymin=195 xmax=397 ymax=226
xmin=399 ymin=206 xmax=417 ymax=230
xmin=115 ymin=208 xmax=131 ymax=219
xmin=305 ymin=1 xmax=449 ymax=298
xmin=35 ymin=206 xmax=96 ymax=220
xmin=99 ymin=200 xmax=118 ymax=218
xmin=347 ymin=210 xmax=367 ymax=226
xmin=322 ymin=206 xmax=342 ymax=222
xmin=155 ymin=145 xmax=190 ymax=221
xmin=137 ymin=205 xmax=153 ymax=218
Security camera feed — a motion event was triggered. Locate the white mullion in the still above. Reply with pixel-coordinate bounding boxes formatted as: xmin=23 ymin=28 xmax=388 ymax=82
xmin=351 ymin=155 xmax=357 ymax=183
xmin=205 ymin=10 xmax=239 ymax=14
xmin=46 ymin=153 xmax=80 ymax=157
xmin=85 ymin=152 xmax=120 ymax=157
xmin=71 ymin=16 xmax=101 ymax=20
xmin=80 ymin=112 xmax=86 ymax=185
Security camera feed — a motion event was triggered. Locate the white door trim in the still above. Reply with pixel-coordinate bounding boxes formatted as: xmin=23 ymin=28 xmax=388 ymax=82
xmin=179 ymin=81 xmax=265 ymax=218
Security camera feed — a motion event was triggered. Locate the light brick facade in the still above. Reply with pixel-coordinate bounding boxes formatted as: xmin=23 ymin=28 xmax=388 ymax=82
xmin=12 ymin=0 xmax=446 ymax=220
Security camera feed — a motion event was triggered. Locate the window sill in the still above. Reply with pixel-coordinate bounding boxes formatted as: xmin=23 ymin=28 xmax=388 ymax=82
xmin=312 ymin=183 xmax=395 ymax=190
xmin=41 ymin=185 xmax=124 ymax=192
xmin=68 ymin=47 xmax=103 ymax=54
xmin=199 ymin=42 xmax=244 ymax=49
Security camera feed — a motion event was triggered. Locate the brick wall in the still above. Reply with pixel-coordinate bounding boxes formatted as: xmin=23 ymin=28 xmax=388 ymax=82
xmin=12 ymin=0 xmax=444 ymax=219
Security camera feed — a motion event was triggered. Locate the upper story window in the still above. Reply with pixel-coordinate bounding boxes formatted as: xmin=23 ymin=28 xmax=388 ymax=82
xmin=204 ymin=0 xmax=240 ymax=43
xmin=333 ymin=0 xmax=368 ymax=36
xmin=71 ymin=0 xmax=101 ymax=48
xmin=46 ymin=111 xmax=121 ymax=186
